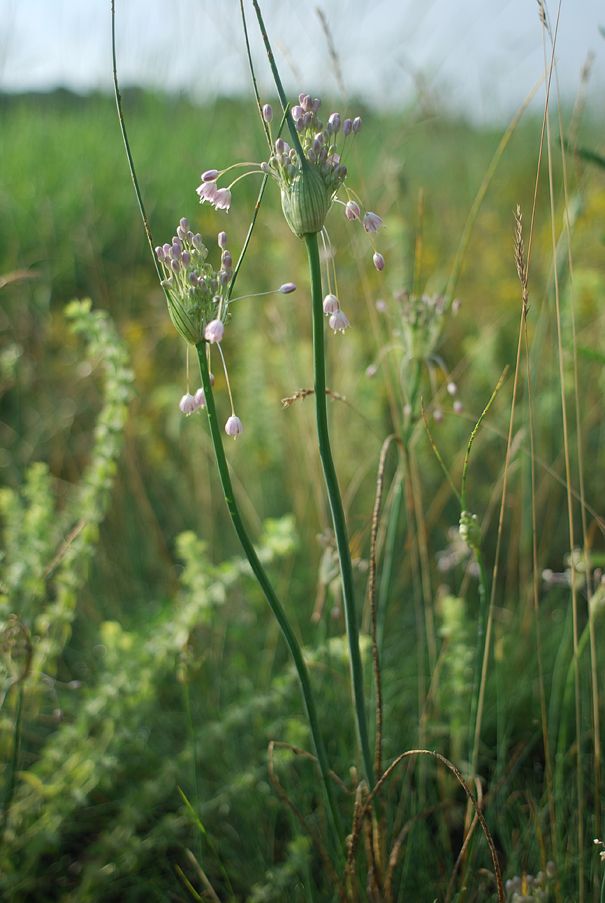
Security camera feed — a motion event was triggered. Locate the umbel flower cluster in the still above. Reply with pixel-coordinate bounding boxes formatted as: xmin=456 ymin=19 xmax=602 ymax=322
xmin=197 ymin=92 xmax=385 ymax=333
xmin=156 ymin=220 xmax=295 ymax=437
xmin=155 ymin=219 xmax=233 ymax=346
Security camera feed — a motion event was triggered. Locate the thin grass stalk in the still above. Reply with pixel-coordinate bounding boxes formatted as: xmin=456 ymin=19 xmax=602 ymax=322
xmin=516 ymin=205 xmax=559 ymax=866
xmin=368 ymin=436 xmax=399 ymax=780
xmin=195 ymin=343 xmax=342 ymax=854
xmin=553 ymin=44 xmax=601 ymax=849
xmin=305 ymin=232 xmax=374 ymax=788
xmin=540 ymin=6 xmax=584 ymax=895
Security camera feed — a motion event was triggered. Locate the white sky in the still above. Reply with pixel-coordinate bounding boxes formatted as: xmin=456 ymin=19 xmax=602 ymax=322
xmin=1 ymin=1 xmax=603 ymax=121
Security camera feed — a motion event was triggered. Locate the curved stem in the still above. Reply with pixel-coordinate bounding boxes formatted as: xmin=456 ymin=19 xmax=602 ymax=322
xmin=304 ymin=232 xmax=374 ymax=788
xmin=195 ymin=343 xmax=343 ymax=852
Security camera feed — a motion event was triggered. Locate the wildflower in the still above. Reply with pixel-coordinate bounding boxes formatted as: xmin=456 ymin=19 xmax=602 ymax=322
xmin=179 ymin=393 xmax=198 ymax=415
xmin=373 ymin=252 xmax=385 ymax=271
xmin=323 ymin=293 xmax=340 ymax=315
xmin=262 ymin=103 xmax=273 ymax=122
xmin=218 ymin=231 xmax=228 ymax=249
xmin=363 ymin=212 xmax=383 ymax=233
xmin=213 ymin=187 xmax=232 ymax=212
xmin=329 ymin=310 xmax=350 ymax=333
xmin=202 ymin=169 xmax=219 ymax=182
xmin=197 ymin=181 xmax=218 ymax=204
xmin=279 ymin=282 xmax=297 ymax=294
xmin=204 ymin=319 xmax=225 ymax=344
xmin=194 ymin=387 xmax=206 ymax=408
xmin=225 ymin=415 xmax=243 ymax=438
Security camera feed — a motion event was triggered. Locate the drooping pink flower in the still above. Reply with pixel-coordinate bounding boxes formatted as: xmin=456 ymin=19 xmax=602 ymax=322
xmin=225 ymin=415 xmax=243 ymax=438
xmin=204 ymin=319 xmax=225 ymax=343
xmin=329 ymin=310 xmax=350 ymax=333
xmin=213 ymin=188 xmax=232 ymax=212
xmin=323 ymin=293 xmax=340 ymax=315
xmin=197 ymin=180 xmax=218 ymax=204
xmin=179 ymin=393 xmax=197 ymax=415
xmin=363 ymin=212 xmax=383 ymax=233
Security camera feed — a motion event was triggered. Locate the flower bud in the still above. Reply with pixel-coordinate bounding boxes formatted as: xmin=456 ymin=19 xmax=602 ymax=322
xmin=453 ymin=400 xmax=463 ymax=414
xmin=328 ymin=112 xmax=341 ymax=133
xmin=218 ymin=231 xmax=228 ymax=248
xmin=343 ymin=118 xmax=353 ymax=136
xmin=179 ymin=217 xmax=189 ymax=232
xmin=194 ymin=387 xmax=206 ymax=408
xmin=204 ymin=319 xmax=224 ymax=343
xmin=279 ymin=282 xmax=297 ymax=294
xmin=373 ymin=252 xmax=385 ymax=271
xmin=202 ymin=169 xmax=219 ymax=182
xmin=225 ymin=415 xmax=243 ymax=438
xmin=155 ymin=245 xmax=165 ymax=261
xmin=262 ymin=103 xmax=273 ymax=122
xmin=447 ymin=381 xmax=457 ymax=396
xmin=345 ymin=200 xmax=361 ymax=221
xmin=221 ymin=250 xmax=233 ymax=268
xmin=352 ymin=116 xmax=362 ymax=133
xmin=291 ymin=104 xmax=304 ymax=121
xmin=323 ymin=293 xmax=340 ymax=315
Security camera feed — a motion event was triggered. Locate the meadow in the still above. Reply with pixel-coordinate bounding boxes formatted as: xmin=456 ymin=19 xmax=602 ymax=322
xmin=0 ymin=30 xmax=604 ymax=901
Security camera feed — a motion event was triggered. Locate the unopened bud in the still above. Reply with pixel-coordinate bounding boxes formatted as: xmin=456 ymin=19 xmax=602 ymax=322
xmin=373 ymin=252 xmax=385 ymax=271
xmin=262 ymin=103 xmax=273 ymax=122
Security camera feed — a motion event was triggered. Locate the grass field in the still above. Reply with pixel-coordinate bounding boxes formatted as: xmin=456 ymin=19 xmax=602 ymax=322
xmin=0 ymin=57 xmax=604 ymax=903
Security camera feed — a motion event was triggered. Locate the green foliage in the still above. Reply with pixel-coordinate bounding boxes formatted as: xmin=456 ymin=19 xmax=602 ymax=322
xmin=1 ymin=88 xmax=604 ymax=900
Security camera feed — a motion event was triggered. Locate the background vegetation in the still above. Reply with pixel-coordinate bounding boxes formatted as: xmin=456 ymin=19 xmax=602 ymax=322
xmin=0 ymin=81 xmax=604 ymax=900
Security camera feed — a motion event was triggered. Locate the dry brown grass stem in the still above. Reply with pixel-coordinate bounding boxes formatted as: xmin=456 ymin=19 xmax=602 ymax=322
xmin=445 ymin=777 xmax=483 ymax=903
xmin=182 ymin=849 xmax=222 ymax=903
xmin=281 ymin=387 xmax=346 ymax=407
xmin=346 ymin=749 xmax=505 ymax=902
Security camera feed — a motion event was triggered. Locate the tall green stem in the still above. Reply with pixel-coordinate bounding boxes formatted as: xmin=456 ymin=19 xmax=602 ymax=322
xmin=195 ymin=343 xmax=342 ymax=852
xmin=304 ymin=233 xmax=374 ymax=788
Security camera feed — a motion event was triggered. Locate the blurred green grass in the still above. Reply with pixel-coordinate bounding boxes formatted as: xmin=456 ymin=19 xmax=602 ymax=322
xmin=1 ymin=88 xmax=604 ymax=900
